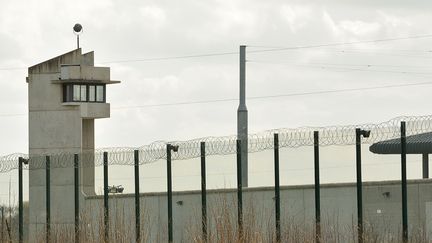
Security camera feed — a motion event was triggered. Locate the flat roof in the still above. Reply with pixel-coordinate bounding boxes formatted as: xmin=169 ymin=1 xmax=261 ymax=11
xmin=369 ymin=132 xmax=432 ymax=154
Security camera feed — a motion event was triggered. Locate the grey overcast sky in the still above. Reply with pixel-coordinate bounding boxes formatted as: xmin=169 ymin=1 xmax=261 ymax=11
xmin=1 ymin=0 xmax=432 ymax=199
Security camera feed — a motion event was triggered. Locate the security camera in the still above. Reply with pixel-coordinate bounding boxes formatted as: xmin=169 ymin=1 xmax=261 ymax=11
xmin=19 ymin=158 xmax=29 ymax=165
xmin=360 ymin=130 xmax=371 ymax=138
xmin=171 ymin=145 xmax=179 ymax=152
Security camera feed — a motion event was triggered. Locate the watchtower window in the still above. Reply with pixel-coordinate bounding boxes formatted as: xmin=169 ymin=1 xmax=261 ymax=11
xmin=89 ymin=85 xmax=96 ymax=102
xmin=96 ymin=86 xmax=104 ymax=102
xmin=63 ymin=84 xmax=106 ymax=103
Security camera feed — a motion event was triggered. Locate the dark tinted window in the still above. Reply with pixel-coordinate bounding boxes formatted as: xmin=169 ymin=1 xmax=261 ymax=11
xmin=63 ymin=84 xmax=105 ymax=103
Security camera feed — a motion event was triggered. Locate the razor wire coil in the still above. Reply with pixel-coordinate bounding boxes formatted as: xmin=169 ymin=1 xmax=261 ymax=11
xmin=1 ymin=115 xmax=432 ymax=173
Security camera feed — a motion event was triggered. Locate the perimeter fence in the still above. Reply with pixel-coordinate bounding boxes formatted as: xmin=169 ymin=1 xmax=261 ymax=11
xmin=0 ymin=115 xmax=430 ymax=242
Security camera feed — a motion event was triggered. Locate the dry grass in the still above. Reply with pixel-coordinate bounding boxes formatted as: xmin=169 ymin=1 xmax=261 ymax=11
xmin=2 ymin=195 xmax=430 ymax=243
xmin=184 ymin=195 xmax=429 ymax=243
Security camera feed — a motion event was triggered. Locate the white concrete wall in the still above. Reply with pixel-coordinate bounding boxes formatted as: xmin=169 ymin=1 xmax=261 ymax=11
xmin=84 ymin=179 xmax=432 ymax=242
xmin=28 ymin=66 xmax=83 ymax=238
xmin=60 ymin=65 xmax=110 ymax=81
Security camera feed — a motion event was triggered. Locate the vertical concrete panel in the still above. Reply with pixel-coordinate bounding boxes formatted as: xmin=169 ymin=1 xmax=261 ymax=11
xmin=302 ymin=187 xmax=315 ymax=226
xmin=80 ymin=180 xmax=432 ymax=241
xmin=243 ymin=190 xmax=274 ymax=234
xmin=281 ymin=187 xmax=307 ymax=222
xmin=157 ymin=193 xmax=169 ymax=242
xmin=321 ymin=186 xmax=356 ymax=232
xmin=418 ymin=181 xmax=432 ymax=237
xmin=364 ymin=182 xmax=421 ymax=236
xmin=425 ymin=202 xmax=432 ymax=239
xmin=364 ymin=183 xmax=402 ymax=234
xmin=140 ymin=194 xmax=161 ymax=242
xmin=171 ymin=192 xmax=201 ymax=242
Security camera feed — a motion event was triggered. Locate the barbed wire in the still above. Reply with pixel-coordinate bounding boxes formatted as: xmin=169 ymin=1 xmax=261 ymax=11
xmin=0 ymin=115 xmax=431 ymax=173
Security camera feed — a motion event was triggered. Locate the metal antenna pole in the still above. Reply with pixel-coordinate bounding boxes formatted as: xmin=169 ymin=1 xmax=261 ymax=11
xmin=237 ymin=45 xmax=248 ymax=187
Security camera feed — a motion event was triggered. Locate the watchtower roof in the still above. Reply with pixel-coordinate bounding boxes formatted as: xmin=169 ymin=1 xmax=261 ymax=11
xmin=28 ymin=48 xmax=94 ymax=75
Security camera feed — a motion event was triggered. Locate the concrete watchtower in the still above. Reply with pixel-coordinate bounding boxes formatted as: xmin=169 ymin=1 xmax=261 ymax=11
xmin=27 ymin=48 xmax=120 ymax=239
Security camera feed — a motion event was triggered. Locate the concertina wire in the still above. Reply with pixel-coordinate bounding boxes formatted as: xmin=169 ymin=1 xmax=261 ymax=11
xmin=0 ymin=115 xmax=431 ymax=173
